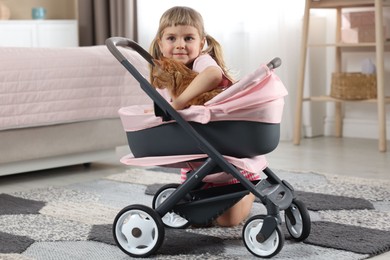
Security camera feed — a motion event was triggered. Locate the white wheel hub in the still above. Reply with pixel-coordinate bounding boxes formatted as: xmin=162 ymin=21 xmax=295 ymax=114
xmin=116 ymin=210 xmax=159 ymax=255
xmin=244 ymin=218 xmax=279 ymax=256
xmin=155 ymin=188 xmax=188 ymax=228
xmin=286 ymin=204 xmax=303 ymax=237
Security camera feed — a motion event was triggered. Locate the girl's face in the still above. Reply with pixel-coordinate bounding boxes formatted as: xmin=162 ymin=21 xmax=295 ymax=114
xmin=158 ymin=25 xmax=205 ymax=65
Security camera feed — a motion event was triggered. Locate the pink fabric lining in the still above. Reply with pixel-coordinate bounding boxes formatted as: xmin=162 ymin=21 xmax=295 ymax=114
xmin=120 ymin=153 xmax=268 ymax=174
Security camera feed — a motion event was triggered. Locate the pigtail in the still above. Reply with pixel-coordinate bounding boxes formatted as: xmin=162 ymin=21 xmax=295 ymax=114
xmin=149 ymin=38 xmax=161 ymax=59
xmin=203 ymin=35 xmax=223 ymax=65
xmin=203 ymin=35 xmax=235 ymax=83
xmin=149 ymin=39 xmax=160 ymax=83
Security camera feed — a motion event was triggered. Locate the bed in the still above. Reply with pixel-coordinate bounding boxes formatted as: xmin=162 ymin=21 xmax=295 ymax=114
xmin=0 ymin=45 xmax=150 ymax=176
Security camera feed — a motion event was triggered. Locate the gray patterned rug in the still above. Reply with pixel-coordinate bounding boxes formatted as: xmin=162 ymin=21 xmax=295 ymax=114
xmin=0 ymin=167 xmax=389 ymax=260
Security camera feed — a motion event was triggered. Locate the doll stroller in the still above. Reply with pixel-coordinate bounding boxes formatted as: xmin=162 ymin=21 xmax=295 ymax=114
xmin=106 ymin=37 xmax=311 ymax=258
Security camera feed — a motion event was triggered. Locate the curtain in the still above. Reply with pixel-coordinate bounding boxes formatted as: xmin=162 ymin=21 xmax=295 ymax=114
xmin=78 ymin=0 xmax=137 ymax=46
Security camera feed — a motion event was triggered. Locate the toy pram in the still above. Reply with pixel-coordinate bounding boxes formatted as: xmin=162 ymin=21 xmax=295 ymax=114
xmin=106 ymin=37 xmax=311 ymax=258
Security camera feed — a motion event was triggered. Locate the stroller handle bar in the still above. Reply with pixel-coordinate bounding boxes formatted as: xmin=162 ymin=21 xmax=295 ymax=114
xmin=105 ymin=37 xmax=281 ymax=70
xmin=106 ymin=37 xmax=155 ymax=66
xmin=267 ymin=57 xmax=281 ymax=70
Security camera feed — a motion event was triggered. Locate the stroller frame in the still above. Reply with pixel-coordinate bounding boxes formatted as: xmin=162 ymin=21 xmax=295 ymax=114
xmin=106 ymin=37 xmax=311 ymax=258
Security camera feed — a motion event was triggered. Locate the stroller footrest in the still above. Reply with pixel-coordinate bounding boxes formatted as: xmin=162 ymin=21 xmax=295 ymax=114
xmin=255 ymin=180 xmax=293 ymax=210
xmin=174 ymin=190 xmax=248 ymax=225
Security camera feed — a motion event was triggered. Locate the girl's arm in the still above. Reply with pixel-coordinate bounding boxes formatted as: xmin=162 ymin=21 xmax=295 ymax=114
xmin=171 ymin=66 xmax=222 ymax=110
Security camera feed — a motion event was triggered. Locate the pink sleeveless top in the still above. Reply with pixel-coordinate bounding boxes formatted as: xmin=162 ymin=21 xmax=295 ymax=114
xmin=192 ymin=54 xmax=232 ymax=88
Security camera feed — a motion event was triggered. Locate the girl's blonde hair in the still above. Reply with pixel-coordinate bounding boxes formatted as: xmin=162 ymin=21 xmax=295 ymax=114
xmin=150 ymin=6 xmax=234 ymax=82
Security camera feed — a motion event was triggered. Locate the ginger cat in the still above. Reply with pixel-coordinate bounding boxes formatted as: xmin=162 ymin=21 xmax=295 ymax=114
xmin=151 ymin=57 xmax=222 ymax=106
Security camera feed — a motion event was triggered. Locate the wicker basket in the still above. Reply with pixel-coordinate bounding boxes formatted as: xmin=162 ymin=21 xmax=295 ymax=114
xmin=331 ymin=72 xmax=377 ymax=100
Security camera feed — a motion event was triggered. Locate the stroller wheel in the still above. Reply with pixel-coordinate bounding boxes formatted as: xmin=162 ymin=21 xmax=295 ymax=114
xmin=243 ymin=215 xmax=284 ymax=258
xmin=113 ymin=204 xmax=164 ymax=258
xmin=285 ymin=199 xmax=311 ymax=241
xmin=152 ymin=183 xmax=190 ymax=229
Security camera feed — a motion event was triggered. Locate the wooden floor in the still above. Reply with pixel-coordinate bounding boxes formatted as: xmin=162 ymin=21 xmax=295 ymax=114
xmin=268 ymin=137 xmax=390 ymax=180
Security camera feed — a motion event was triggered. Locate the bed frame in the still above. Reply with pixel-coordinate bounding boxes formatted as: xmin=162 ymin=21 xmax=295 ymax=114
xmin=0 ymin=45 xmax=150 ymax=176
xmin=0 ymin=119 xmax=127 ymax=176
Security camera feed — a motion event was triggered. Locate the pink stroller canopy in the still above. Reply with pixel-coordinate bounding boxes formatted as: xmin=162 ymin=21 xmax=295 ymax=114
xmin=119 ymin=64 xmax=288 ymax=132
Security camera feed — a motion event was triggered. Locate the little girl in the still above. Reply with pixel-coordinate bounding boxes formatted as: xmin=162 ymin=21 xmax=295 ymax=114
xmin=149 ymin=6 xmax=260 ymax=227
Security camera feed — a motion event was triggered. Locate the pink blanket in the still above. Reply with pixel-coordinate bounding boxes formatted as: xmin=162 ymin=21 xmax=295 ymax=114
xmin=0 ymin=46 xmax=151 ymax=131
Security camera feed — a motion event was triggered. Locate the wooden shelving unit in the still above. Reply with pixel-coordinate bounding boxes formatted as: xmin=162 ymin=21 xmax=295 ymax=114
xmin=293 ymin=0 xmax=389 ymax=152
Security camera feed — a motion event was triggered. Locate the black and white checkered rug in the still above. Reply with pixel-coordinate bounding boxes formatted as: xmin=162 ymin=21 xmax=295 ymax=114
xmin=1 ymin=168 xmax=389 ymax=260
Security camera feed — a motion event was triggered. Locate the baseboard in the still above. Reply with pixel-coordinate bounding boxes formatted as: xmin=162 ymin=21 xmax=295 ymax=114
xmin=324 ymin=117 xmax=390 ymax=139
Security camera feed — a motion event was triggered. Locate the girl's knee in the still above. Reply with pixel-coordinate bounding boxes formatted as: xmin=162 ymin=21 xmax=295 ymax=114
xmin=216 ymin=193 xmax=255 ymax=227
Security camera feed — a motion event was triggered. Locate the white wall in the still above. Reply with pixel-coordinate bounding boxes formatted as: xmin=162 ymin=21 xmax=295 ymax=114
xmin=137 ymin=1 xmax=390 ymax=141
xmin=137 ymin=0 xmax=305 ymax=141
